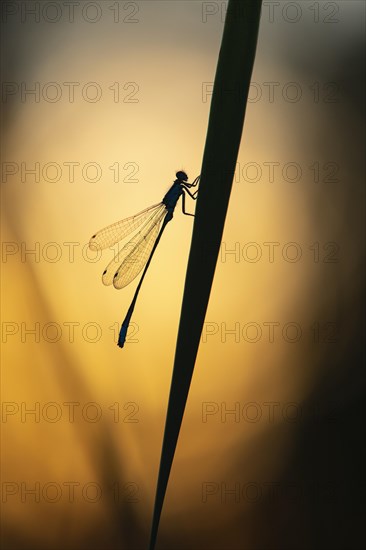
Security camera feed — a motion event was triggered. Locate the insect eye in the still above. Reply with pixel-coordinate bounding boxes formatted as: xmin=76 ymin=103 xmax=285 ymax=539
xmin=103 ymin=270 xmax=107 ymax=275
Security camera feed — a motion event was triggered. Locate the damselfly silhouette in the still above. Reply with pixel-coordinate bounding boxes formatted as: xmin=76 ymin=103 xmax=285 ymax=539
xmin=89 ymin=171 xmax=200 ymax=348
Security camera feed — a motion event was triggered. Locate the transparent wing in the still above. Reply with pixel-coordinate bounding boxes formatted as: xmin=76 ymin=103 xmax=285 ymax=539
xmin=102 ymin=204 xmax=167 ymax=288
xmin=89 ymin=202 xmax=162 ymax=251
xmin=113 ymin=217 xmax=163 ymax=290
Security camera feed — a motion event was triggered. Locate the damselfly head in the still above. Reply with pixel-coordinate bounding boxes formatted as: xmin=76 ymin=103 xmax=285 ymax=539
xmin=176 ymin=171 xmax=188 ymax=182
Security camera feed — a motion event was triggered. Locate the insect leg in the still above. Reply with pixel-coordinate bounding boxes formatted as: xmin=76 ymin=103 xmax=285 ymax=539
xmin=182 ymin=185 xmax=198 ymax=200
xmin=182 ymin=191 xmax=195 ymax=217
xmin=184 ymin=175 xmax=200 ymax=188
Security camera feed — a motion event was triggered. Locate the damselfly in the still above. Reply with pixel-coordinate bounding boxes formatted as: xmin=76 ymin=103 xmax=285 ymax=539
xmin=89 ymin=171 xmax=200 ymax=348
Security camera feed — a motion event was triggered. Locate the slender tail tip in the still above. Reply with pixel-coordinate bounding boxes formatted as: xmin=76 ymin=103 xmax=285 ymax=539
xmin=117 ymin=324 xmax=128 ymax=348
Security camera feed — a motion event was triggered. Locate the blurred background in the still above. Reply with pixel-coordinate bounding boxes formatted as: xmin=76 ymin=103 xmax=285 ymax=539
xmin=1 ymin=1 xmax=365 ymax=548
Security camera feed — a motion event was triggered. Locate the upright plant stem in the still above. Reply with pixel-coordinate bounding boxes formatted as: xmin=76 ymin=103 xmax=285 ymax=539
xmin=149 ymin=1 xmax=262 ymax=548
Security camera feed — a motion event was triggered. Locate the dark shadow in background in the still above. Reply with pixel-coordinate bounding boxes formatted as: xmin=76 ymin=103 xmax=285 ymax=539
xmin=235 ymin=38 xmax=366 ymax=550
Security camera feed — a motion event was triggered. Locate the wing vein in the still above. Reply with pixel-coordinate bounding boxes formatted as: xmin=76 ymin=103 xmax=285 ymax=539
xmin=102 ymin=204 xmax=167 ymax=288
xmin=89 ymin=202 xmax=163 ymax=251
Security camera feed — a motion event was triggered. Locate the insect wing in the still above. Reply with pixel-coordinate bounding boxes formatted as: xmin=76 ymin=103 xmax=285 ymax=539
xmin=102 ymin=204 xmax=166 ymax=287
xmin=113 ymin=216 xmax=164 ymax=289
xmin=89 ymin=202 xmax=162 ymax=251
